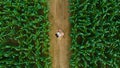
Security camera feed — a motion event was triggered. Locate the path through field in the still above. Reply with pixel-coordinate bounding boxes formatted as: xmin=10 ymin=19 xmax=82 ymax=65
xmin=49 ymin=0 xmax=71 ymax=68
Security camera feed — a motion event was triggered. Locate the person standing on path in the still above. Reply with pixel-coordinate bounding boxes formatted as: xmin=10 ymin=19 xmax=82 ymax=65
xmin=55 ymin=29 xmax=64 ymax=40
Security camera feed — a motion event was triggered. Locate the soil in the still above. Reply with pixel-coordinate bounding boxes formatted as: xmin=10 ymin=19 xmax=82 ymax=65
xmin=49 ymin=0 xmax=71 ymax=68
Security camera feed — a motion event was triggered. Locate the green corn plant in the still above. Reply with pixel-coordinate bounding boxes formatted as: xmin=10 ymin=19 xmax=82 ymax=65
xmin=0 ymin=0 xmax=51 ymax=68
xmin=69 ymin=0 xmax=120 ymax=68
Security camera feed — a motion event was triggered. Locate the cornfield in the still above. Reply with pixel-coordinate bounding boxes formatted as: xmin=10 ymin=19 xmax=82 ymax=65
xmin=0 ymin=0 xmax=120 ymax=68
xmin=0 ymin=0 xmax=51 ymax=68
xmin=69 ymin=0 xmax=120 ymax=68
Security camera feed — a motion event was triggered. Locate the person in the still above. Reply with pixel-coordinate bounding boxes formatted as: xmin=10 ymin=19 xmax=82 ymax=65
xmin=55 ymin=29 xmax=64 ymax=39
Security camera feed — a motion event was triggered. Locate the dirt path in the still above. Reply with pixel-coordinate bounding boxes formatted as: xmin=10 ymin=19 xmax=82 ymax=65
xmin=49 ymin=0 xmax=71 ymax=68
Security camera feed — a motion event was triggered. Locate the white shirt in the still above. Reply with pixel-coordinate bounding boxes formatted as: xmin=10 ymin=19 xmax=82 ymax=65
xmin=56 ymin=32 xmax=62 ymax=37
